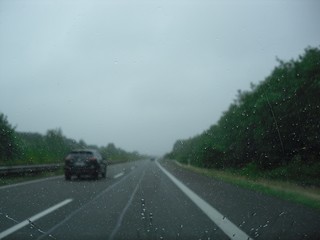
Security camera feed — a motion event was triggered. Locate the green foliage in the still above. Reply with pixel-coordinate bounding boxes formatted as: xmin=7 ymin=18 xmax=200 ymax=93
xmin=100 ymin=143 xmax=143 ymax=162
xmin=0 ymin=116 xmax=143 ymax=165
xmin=0 ymin=113 xmax=21 ymax=162
xmin=167 ymin=47 xmax=320 ymax=184
xmin=17 ymin=129 xmax=83 ymax=164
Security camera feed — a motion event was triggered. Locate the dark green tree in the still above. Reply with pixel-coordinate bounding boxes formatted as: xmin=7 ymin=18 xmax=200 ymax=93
xmin=0 ymin=113 xmax=21 ymax=163
xmin=167 ymin=46 xmax=320 ymax=178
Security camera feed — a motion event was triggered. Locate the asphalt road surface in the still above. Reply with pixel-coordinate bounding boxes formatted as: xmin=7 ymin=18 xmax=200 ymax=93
xmin=0 ymin=159 xmax=319 ymax=240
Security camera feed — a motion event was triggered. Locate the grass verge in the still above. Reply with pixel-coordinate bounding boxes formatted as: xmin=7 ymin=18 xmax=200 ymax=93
xmin=174 ymin=161 xmax=320 ymax=211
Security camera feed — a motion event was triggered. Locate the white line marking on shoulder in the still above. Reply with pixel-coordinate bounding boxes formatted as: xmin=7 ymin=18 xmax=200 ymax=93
xmin=156 ymin=161 xmax=252 ymax=240
xmin=0 ymin=176 xmax=63 ymax=190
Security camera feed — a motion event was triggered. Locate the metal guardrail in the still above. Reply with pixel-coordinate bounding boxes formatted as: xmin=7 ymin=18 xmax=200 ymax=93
xmin=0 ymin=160 xmax=138 ymax=177
xmin=0 ymin=164 xmax=63 ymax=176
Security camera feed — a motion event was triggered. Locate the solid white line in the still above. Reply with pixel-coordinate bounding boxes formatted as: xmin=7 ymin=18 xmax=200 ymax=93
xmin=0 ymin=198 xmax=73 ymax=239
xmin=113 ymin=172 xmax=124 ymax=179
xmin=0 ymin=176 xmax=63 ymax=190
xmin=156 ymin=161 xmax=252 ymax=240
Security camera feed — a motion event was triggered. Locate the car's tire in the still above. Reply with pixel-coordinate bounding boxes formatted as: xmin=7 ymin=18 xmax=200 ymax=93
xmin=92 ymin=170 xmax=99 ymax=180
xmin=102 ymin=166 xmax=107 ymax=179
xmin=65 ymin=172 xmax=71 ymax=181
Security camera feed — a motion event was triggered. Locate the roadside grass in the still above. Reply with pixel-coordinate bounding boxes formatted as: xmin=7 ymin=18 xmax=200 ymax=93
xmin=0 ymin=169 xmax=63 ymax=187
xmin=174 ymin=161 xmax=320 ymax=211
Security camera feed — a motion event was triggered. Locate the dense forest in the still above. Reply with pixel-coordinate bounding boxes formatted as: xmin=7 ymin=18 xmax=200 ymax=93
xmin=0 ymin=116 xmax=143 ymax=165
xmin=166 ymin=47 xmax=320 ymax=185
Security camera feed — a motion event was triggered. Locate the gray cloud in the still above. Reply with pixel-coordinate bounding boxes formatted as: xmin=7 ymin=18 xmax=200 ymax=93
xmin=1 ymin=0 xmax=319 ymax=155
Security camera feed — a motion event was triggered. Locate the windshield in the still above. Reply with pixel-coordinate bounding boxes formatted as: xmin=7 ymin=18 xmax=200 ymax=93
xmin=0 ymin=0 xmax=319 ymax=239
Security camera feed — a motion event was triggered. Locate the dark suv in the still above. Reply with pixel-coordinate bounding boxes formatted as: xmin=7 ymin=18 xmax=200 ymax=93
xmin=64 ymin=149 xmax=107 ymax=180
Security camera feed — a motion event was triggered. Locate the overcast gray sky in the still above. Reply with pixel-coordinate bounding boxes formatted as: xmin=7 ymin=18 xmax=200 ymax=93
xmin=0 ymin=0 xmax=319 ymax=156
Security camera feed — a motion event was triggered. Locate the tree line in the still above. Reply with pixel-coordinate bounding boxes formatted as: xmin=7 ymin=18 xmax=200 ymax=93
xmin=0 ymin=117 xmax=143 ymax=165
xmin=166 ymin=47 xmax=320 ymax=184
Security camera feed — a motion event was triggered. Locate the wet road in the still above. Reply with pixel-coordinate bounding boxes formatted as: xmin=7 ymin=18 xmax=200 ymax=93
xmin=0 ymin=159 xmax=319 ymax=239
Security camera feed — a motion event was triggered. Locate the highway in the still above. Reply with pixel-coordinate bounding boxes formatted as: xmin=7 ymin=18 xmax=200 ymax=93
xmin=0 ymin=159 xmax=319 ymax=240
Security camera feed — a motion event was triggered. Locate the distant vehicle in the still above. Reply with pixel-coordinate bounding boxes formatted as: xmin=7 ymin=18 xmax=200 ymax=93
xmin=64 ymin=149 xmax=107 ymax=180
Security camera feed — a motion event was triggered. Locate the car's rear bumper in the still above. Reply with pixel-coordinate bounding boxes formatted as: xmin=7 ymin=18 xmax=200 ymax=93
xmin=65 ymin=166 xmax=98 ymax=175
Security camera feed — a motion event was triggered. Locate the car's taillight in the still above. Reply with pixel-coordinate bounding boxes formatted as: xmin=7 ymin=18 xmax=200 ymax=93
xmin=88 ymin=157 xmax=97 ymax=161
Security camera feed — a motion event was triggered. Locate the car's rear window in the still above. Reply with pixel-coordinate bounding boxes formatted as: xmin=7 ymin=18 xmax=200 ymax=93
xmin=68 ymin=151 xmax=93 ymax=158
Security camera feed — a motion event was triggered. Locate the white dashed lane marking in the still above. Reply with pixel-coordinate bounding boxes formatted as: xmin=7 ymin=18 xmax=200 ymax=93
xmin=0 ymin=198 xmax=73 ymax=239
xmin=113 ymin=172 xmax=125 ymax=179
